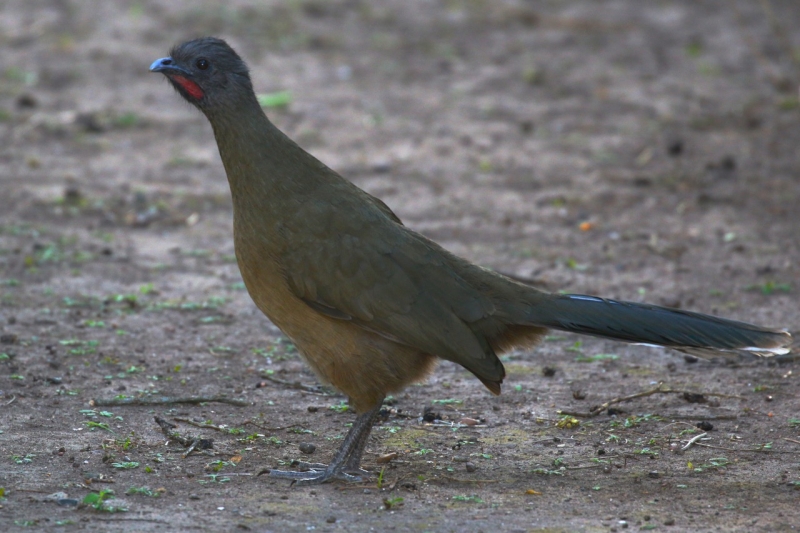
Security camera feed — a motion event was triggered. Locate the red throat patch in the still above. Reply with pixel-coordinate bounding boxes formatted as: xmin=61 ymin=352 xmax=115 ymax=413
xmin=171 ymin=75 xmax=204 ymax=100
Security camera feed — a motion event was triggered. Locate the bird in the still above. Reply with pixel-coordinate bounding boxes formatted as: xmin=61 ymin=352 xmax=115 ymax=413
xmin=150 ymin=37 xmax=792 ymax=485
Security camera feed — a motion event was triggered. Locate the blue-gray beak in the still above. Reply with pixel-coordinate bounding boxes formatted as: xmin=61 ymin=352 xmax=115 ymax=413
xmin=149 ymin=57 xmax=190 ymax=75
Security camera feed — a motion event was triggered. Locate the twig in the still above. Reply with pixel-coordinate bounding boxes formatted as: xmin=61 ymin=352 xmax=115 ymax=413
xmin=91 ymin=518 xmax=169 ymax=524
xmin=5 ymin=395 xmax=16 ymax=406
xmin=657 ymin=414 xmax=739 ymax=421
xmin=242 ymin=420 xmax=302 ymax=432
xmin=693 ymin=442 xmax=800 ymax=454
xmin=387 ymin=474 xmax=411 ymax=492
xmin=174 ymin=417 xmax=230 ymax=432
xmin=437 ymin=475 xmax=500 ymax=484
xmin=154 ymin=416 xmax=214 ymax=457
xmin=259 ymin=374 xmax=332 ymax=395
xmin=559 ymin=384 xmax=745 ymax=418
xmin=93 ymin=395 xmax=249 ymax=407
xmin=681 ymin=432 xmax=708 ymax=451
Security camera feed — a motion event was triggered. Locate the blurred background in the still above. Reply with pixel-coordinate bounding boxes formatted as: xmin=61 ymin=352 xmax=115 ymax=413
xmin=1 ymin=0 xmax=797 ymax=304
xmin=0 ymin=2 xmax=798 ymax=529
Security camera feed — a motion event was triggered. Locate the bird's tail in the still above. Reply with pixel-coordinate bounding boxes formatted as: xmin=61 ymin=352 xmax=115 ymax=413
xmin=526 ymin=294 xmax=792 ymax=358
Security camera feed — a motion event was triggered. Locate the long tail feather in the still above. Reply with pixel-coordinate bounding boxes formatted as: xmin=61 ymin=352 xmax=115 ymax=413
xmin=527 ymin=294 xmax=792 ymax=358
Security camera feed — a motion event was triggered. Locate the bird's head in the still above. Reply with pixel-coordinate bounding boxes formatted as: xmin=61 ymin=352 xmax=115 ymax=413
xmin=150 ymin=37 xmax=254 ymax=112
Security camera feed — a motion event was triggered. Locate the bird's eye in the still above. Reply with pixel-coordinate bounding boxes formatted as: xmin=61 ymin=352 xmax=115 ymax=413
xmin=196 ymin=58 xmax=210 ymax=70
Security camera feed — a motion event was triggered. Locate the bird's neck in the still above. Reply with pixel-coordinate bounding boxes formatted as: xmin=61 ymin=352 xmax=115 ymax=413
xmin=204 ymin=98 xmax=328 ymax=226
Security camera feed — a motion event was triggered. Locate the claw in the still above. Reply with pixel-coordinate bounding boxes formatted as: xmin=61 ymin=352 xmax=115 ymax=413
xmin=262 ymin=405 xmax=381 ymax=486
xmin=269 ymin=466 xmax=364 ymax=485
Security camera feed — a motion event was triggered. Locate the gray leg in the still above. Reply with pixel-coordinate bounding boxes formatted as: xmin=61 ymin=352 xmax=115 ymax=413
xmin=268 ymin=405 xmax=381 ymax=485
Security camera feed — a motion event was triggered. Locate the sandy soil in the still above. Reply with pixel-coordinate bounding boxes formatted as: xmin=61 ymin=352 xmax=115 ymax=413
xmin=0 ymin=1 xmax=798 ymax=531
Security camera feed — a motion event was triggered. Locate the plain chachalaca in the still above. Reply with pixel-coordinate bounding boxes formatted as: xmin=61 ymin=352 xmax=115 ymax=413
xmin=150 ymin=38 xmax=792 ymax=485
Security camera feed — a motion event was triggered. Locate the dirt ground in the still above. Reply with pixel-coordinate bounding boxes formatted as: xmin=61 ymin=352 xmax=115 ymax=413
xmin=0 ymin=1 xmax=798 ymax=531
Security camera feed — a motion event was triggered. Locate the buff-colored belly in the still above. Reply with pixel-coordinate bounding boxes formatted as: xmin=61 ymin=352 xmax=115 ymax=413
xmin=236 ymin=244 xmax=437 ymax=412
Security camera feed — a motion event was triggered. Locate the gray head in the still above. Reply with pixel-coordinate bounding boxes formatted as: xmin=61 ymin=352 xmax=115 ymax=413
xmin=150 ymin=37 xmax=255 ymax=112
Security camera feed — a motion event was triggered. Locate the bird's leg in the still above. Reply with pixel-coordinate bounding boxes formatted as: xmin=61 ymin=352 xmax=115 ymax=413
xmin=269 ymin=405 xmax=381 ymax=485
xmin=341 ymin=410 xmax=378 ymax=476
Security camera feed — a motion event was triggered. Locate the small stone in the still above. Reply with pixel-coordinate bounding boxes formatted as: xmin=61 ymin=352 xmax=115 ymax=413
xmin=682 ymin=392 xmax=705 ymax=403
xmin=542 ymin=366 xmax=557 ymax=377
xmin=648 ymin=471 xmax=660 ymax=479
xmin=465 ymin=462 xmax=477 ymax=473
xmin=299 ymin=443 xmax=316 ymax=455
xmin=307 ymin=405 xmax=318 ymax=412
xmin=17 ymin=93 xmax=37 ymax=108
xmin=422 ymin=406 xmax=440 ymax=422
xmin=664 ymin=517 xmax=675 ymax=526
xmin=0 ymin=333 xmax=18 ymax=344
xmin=666 ymin=140 xmax=683 ymax=157
xmin=326 ymin=516 xmax=336 ymax=523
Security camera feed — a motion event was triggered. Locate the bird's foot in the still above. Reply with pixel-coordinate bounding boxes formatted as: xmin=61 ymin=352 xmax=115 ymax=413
xmin=264 ymin=405 xmax=381 ymax=485
xmin=290 ymin=460 xmax=371 ymax=477
xmin=268 ymin=463 xmax=368 ymax=485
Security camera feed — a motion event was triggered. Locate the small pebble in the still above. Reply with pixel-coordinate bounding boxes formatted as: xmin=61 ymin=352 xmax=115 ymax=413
xmin=307 ymin=406 xmax=318 ymax=413
xmin=422 ymin=406 xmax=440 ymax=422
xmin=326 ymin=516 xmax=336 ymax=524
xmin=648 ymin=471 xmax=660 ymax=479
xmin=666 ymin=139 xmax=683 ymax=156
xmin=664 ymin=517 xmax=675 ymax=526
xmin=16 ymin=93 xmax=37 ymax=108
xmin=465 ymin=462 xmax=477 ymax=473
xmin=299 ymin=443 xmax=316 ymax=454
